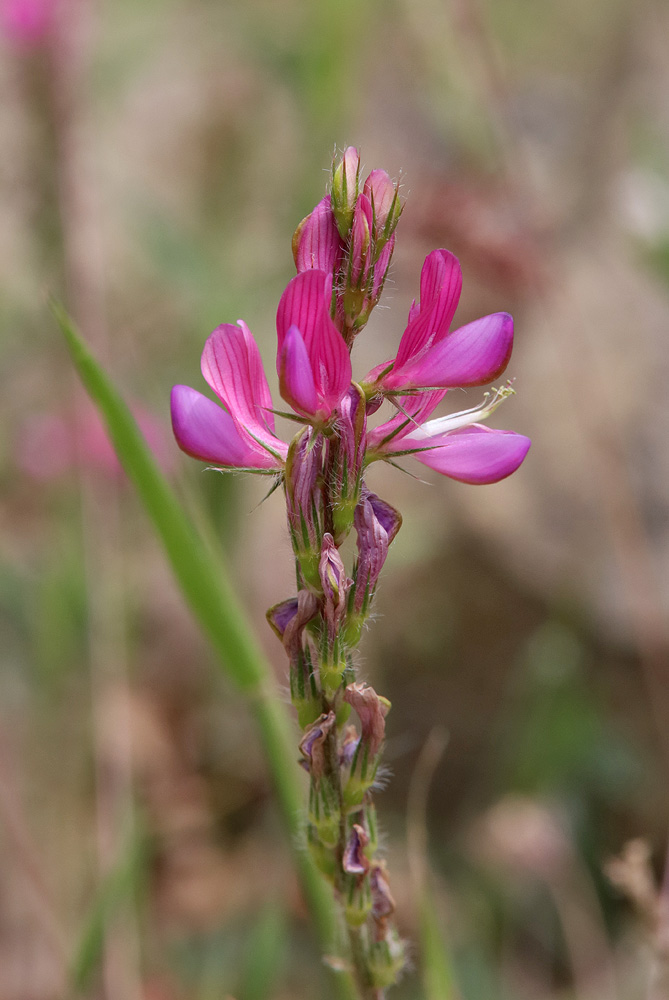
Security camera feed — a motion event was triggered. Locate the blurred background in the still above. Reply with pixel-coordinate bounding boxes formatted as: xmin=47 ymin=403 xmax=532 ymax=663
xmin=2 ymin=0 xmax=669 ymax=997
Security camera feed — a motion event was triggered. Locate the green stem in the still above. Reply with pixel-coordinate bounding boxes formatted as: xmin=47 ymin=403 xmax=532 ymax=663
xmin=349 ymin=926 xmax=383 ymax=1000
xmin=323 ymin=705 xmax=374 ymax=998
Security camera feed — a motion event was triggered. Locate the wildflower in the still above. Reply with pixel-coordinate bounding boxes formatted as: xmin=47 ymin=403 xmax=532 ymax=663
xmin=343 ymin=822 xmax=371 ymax=876
xmin=345 ymin=491 xmax=402 ymax=646
xmin=284 ymin=430 xmax=325 ymax=591
xmin=347 ymin=194 xmax=373 ymax=290
xmin=365 ymin=249 xmax=513 ymax=393
xmin=367 ymin=382 xmax=531 ymax=484
xmin=267 ymin=592 xmax=320 ymax=726
xmin=172 ymin=148 xmax=531 ymax=995
xmin=370 ymin=860 xmax=396 ymax=924
xmin=363 ymin=169 xmax=403 ymax=252
xmin=318 ymin=533 xmax=351 ymax=695
xmin=343 ymin=682 xmax=391 ymax=808
xmin=299 ymin=711 xmax=336 ymax=780
xmin=352 ymin=492 xmax=402 ymax=614
xmin=276 ymin=270 xmax=352 ymax=423
xmin=344 ymin=683 xmax=390 ymax=760
xmin=326 ymin=384 xmax=367 ymax=544
xmin=171 ymin=321 xmax=287 ymax=471
xmin=343 ymin=823 xmax=373 ymax=926
xmin=292 ymin=196 xmax=344 ymax=275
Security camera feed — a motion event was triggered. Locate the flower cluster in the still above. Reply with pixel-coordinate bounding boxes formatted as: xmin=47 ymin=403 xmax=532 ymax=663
xmin=171 ymin=147 xmax=530 ymax=993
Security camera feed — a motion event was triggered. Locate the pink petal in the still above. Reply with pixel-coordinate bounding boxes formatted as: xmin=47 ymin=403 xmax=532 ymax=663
xmin=371 ymin=234 xmax=395 ymax=299
xmin=349 ymin=193 xmax=373 ymax=285
xmin=278 ymin=325 xmax=320 ymax=417
xmin=413 ymin=425 xmax=530 ymax=484
xmin=295 ymin=196 xmax=343 ymax=274
xmin=366 ymin=389 xmax=447 ymax=451
xmin=363 ymin=169 xmax=395 ymax=230
xmin=393 ymin=250 xmax=462 ymax=371
xmin=2 ymin=0 xmax=55 ymax=45
xmin=363 ymin=358 xmax=395 ymax=384
xmin=201 ymin=321 xmax=277 ymax=446
xmin=276 ymin=270 xmax=352 ymax=414
xmin=390 ymin=312 xmax=513 ymax=390
xmin=170 ymin=385 xmax=281 ymax=469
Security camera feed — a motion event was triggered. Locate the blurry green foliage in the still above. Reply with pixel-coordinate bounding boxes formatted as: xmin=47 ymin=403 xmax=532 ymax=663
xmin=501 ymin=622 xmax=644 ymax=809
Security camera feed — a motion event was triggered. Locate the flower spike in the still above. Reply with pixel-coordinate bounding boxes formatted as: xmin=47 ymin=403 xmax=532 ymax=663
xmin=170 ymin=149 xmax=530 ymax=994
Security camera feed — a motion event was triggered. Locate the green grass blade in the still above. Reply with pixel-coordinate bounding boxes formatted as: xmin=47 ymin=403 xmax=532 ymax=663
xmin=70 ymin=828 xmax=145 ymax=993
xmin=55 ymin=302 xmax=264 ymax=693
xmin=55 ymin=304 xmax=358 ymax=1000
xmin=420 ymin=889 xmax=457 ymax=1000
xmin=237 ymin=902 xmax=287 ymax=1000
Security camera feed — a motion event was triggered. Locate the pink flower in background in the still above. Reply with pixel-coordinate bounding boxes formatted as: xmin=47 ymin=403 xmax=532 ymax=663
xmin=18 ymin=403 xmax=174 ymax=481
xmin=0 ymin=0 xmax=57 ymax=45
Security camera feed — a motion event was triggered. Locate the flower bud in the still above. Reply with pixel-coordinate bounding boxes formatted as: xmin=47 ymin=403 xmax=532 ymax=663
xmin=342 ymin=683 xmax=391 ymax=808
xmin=363 ymin=169 xmax=403 ymax=251
xmin=285 ymin=429 xmax=324 ymax=592
xmin=365 ymin=862 xmax=405 ymax=987
xmin=348 ymin=194 xmax=373 ymax=289
xmin=318 ymin=534 xmax=351 ymax=696
xmin=370 ymin=860 xmax=396 ymax=924
xmin=339 ymin=725 xmax=360 ymax=768
xmin=344 ymin=683 xmax=390 ymax=759
xmin=299 ymin=711 xmax=336 ymax=779
xmin=267 ymin=592 xmax=321 ymax=726
xmin=343 ymin=823 xmax=370 ymax=876
xmin=370 ymin=234 xmax=395 ymax=303
xmin=346 ymin=490 xmax=402 ymax=645
xmin=319 ymin=533 xmax=348 ymax=617
xmin=292 ymin=196 xmax=344 ymax=274
xmin=331 ymin=146 xmax=360 ymax=239
xmin=327 ymin=384 xmax=367 ymax=545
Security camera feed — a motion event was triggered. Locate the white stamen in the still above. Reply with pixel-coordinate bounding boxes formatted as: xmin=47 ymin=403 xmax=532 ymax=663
xmin=407 ymin=382 xmax=515 ymax=440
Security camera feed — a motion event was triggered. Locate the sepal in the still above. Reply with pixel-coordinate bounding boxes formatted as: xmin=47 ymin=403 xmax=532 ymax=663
xmin=331 ymin=146 xmax=360 ymax=239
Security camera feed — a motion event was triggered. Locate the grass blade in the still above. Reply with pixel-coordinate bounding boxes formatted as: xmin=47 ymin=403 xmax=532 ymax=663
xmin=55 ymin=304 xmax=357 ymax=1000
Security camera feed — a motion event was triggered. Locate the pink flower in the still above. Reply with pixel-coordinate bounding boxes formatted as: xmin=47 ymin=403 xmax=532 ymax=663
xmin=276 ymin=270 xmax=352 ymax=422
xmin=292 ymin=196 xmax=344 ymax=275
xmin=171 ymin=272 xmax=355 ymax=470
xmin=1 ymin=0 xmax=56 ymax=45
xmin=368 ymin=249 xmax=513 ymax=392
xmin=171 ymin=321 xmax=288 ymax=471
xmin=347 ymin=194 xmax=373 ymax=289
xmin=363 ymin=169 xmax=403 ymax=251
xmin=367 ymin=383 xmax=530 ymax=485
xmin=171 ymin=233 xmax=528 ymax=487
xmin=18 ymin=402 xmax=174 ymax=481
